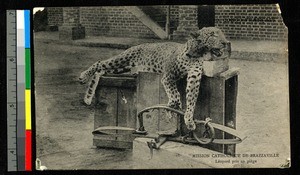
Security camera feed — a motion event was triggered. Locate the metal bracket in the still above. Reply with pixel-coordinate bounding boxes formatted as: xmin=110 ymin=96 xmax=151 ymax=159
xmin=147 ymin=136 xmax=168 ymax=159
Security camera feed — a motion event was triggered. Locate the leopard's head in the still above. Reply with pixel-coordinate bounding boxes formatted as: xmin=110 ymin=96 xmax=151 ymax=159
xmin=185 ymin=27 xmax=231 ymax=60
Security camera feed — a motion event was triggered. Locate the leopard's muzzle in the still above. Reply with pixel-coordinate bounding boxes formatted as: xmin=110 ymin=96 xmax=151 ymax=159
xmin=211 ymin=42 xmax=231 ymax=59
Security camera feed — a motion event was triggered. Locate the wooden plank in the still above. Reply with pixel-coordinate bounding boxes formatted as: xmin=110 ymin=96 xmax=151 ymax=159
xmin=94 ymin=87 xmax=118 ymax=129
xmin=219 ymin=67 xmax=240 ymax=80
xmin=93 ymin=134 xmax=135 ymax=142
xmin=203 ymin=59 xmax=229 ymax=77
xmin=99 ymin=76 xmax=136 ymax=88
xmin=125 ymin=6 xmax=168 ymax=39
xmin=224 ymin=75 xmax=238 ymax=156
xmin=117 ymin=88 xmax=137 ymax=129
xmin=94 ymin=87 xmax=118 ymax=147
xmin=94 ymin=76 xmax=137 ymax=149
xmin=177 ymin=77 xmax=189 ymax=134
xmin=137 ymin=72 xmax=178 ymax=133
xmin=93 ymin=139 xmax=133 ymax=149
xmin=137 ymin=72 xmax=160 ymax=133
xmin=158 ymin=74 xmax=178 ymax=132
xmin=177 ymin=76 xmax=217 ymax=136
xmin=206 ymin=77 xmax=225 ymax=152
xmin=194 ymin=76 xmax=212 ymax=122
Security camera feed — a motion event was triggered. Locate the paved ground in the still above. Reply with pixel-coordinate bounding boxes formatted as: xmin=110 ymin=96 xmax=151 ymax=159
xmin=34 ymin=33 xmax=290 ymax=169
xmin=34 ymin=31 xmax=288 ymax=62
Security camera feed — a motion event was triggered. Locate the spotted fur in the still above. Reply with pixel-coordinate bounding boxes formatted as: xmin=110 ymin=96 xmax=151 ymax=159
xmin=79 ymin=27 xmax=231 ymax=130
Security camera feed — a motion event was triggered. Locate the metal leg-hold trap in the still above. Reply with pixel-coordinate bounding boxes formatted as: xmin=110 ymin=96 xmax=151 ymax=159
xmin=134 ymin=105 xmax=245 ymax=151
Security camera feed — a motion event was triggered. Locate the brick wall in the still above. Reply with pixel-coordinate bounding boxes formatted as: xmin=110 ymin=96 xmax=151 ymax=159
xmin=173 ymin=5 xmax=199 ymax=39
xmin=47 ymin=5 xmax=287 ymax=40
xmin=152 ymin=5 xmax=180 ymax=28
xmin=215 ymin=4 xmax=287 ymax=41
xmin=47 ymin=7 xmax=63 ymax=26
xmin=63 ymin=7 xmax=81 ymax=26
xmin=176 ymin=6 xmax=198 ymax=32
xmin=80 ymin=7 xmax=158 ymax=38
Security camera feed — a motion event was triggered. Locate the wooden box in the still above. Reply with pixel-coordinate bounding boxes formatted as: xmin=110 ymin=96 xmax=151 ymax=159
xmin=93 ymin=65 xmax=239 ymax=155
xmin=93 ymin=75 xmax=137 ymax=149
xmin=178 ymin=68 xmax=240 ymax=155
xmin=137 ymin=67 xmax=239 ymax=156
xmin=136 ymin=73 xmax=179 ymax=134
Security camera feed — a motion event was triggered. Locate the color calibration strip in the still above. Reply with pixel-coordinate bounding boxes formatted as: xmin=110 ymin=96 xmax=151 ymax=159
xmin=24 ymin=10 xmax=32 ymax=171
xmin=7 ymin=10 xmax=32 ymax=171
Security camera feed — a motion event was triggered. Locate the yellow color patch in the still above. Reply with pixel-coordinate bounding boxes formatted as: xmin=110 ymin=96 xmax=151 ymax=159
xmin=25 ymin=90 xmax=31 ymax=130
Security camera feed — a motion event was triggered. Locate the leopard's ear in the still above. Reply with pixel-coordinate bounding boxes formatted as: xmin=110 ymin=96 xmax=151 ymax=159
xmin=189 ymin=31 xmax=199 ymax=39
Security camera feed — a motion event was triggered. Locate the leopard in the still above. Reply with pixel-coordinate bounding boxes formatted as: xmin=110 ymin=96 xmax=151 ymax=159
xmin=79 ymin=27 xmax=231 ymax=130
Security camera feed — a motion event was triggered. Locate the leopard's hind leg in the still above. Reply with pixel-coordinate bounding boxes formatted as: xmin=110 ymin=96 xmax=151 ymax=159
xmin=83 ymin=67 xmax=132 ymax=105
xmin=83 ymin=70 xmax=105 ymax=105
xmin=82 ymin=47 xmax=139 ymax=105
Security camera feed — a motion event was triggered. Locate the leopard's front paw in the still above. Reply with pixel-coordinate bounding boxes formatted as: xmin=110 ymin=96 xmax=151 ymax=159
xmin=185 ymin=117 xmax=196 ymax=130
xmin=186 ymin=121 xmax=196 ymax=130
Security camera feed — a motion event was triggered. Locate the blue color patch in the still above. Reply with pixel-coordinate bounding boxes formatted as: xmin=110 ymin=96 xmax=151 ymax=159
xmin=24 ymin=10 xmax=30 ymax=48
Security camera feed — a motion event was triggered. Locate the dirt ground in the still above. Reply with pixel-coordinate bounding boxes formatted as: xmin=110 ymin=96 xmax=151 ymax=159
xmin=34 ymin=38 xmax=290 ymax=169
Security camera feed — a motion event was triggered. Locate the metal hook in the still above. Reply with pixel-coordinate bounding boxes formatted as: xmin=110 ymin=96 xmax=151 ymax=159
xmin=120 ymin=90 xmax=127 ymax=104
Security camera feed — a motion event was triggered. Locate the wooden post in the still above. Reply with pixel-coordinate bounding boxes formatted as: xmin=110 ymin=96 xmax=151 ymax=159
xmin=165 ymin=6 xmax=171 ymax=40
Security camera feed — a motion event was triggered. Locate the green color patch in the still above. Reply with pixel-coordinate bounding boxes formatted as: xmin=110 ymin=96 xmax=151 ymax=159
xmin=25 ymin=49 xmax=31 ymax=89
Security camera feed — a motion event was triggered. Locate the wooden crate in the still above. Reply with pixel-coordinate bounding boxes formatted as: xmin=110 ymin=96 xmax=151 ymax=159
xmin=136 ymin=73 xmax=179 ymax=134
xmin=137 ymin=67 xmax=239 ymax=155
xmin=177 ymin=68 xmax=240 ymax=155
xmin=93 ymin=65 xmax=239 ymax=154
xmin=93 ymin=75 xmax=137 ymax=149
